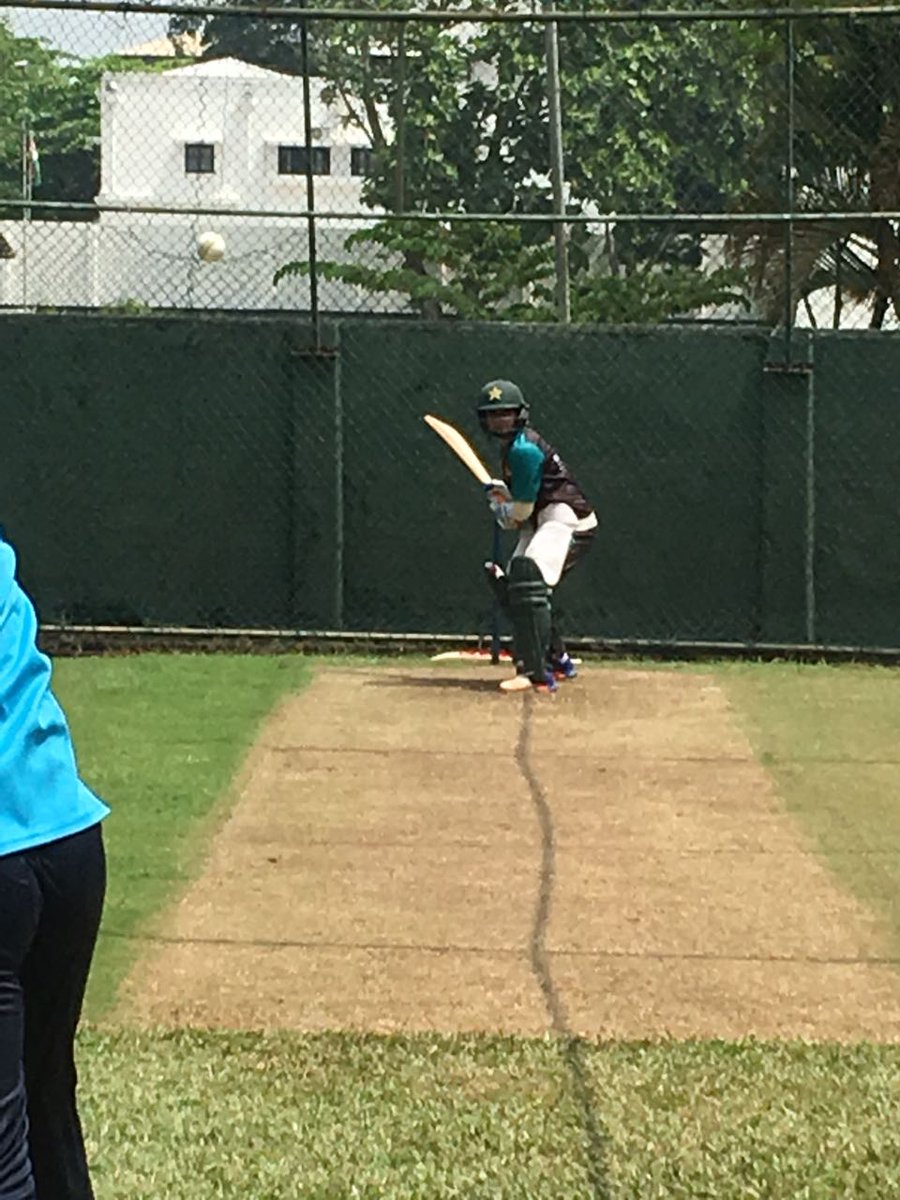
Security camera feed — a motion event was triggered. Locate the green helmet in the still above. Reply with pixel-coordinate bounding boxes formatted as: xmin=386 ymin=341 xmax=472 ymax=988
xmin=477 ymin=379 xmax=529 ymax=438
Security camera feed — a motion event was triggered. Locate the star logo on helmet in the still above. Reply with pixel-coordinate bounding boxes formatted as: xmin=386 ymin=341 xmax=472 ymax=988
xmin=488 ymin=386 xmax=503 ymax=401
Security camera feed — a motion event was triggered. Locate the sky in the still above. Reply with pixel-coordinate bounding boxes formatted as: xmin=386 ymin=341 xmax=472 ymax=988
xmin=6 ymin=6 xmax=171 ymax=58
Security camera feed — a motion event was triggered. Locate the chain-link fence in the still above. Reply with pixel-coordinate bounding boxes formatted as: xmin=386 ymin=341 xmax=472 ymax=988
xmin=2 ymin=307 xmax=899 ymax=653
xmin=3 ymin=2 xmax=900 ymax=650
xmin=3 ymin=2 xmax=900 ymax=332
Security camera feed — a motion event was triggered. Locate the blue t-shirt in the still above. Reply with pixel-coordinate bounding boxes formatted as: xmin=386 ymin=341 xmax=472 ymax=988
xmin=0 ymin=535 xmax=109 ymax=856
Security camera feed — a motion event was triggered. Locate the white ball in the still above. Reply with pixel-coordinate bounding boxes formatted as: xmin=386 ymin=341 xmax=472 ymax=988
xmin=197 ymin=231 xmax=225 ymax=262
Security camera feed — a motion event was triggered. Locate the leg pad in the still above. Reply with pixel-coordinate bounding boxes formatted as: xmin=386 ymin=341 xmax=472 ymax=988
xmin=507 ymin=556 xmax=551 ymax=680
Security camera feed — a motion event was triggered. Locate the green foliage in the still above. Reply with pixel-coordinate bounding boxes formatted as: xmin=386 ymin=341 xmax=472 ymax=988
xmin=0 ymin=19 xmax=66 ymax=204
xmin=276 ymin=218 xmax=749 ymax=323
xmin=99 ymin=297 xmax=154 ymax=315
xmin=256 ymin=3 xmax=770 ymax=323
xmin=0 ymin=19 xmax=176 ymax=217
xmin=276 ymin=218 xmax=555 ymax=319
xmin=191 ymin=1 xmax=900 ymax=325
xmin=731 ymin=18 xmax=900 ymax=325
xmin=570 ymin=263 xmax=750 ymax=325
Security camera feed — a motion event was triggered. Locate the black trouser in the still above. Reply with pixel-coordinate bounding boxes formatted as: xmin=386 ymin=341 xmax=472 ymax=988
xmin=0 ymin=824 xmax=106 ymax=1200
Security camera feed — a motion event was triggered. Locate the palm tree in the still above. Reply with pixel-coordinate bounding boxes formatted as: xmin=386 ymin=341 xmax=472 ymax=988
xmin=730 ymin=16 xmax=900 ymax=330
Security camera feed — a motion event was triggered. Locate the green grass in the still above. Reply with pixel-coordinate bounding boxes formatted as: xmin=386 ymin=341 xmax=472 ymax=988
xmin=47 ymin=654 xmax=900 ymax=1197
xmin=720 ymin=660 xmax=900 ymax=953
xmin=78 ymin=1029 xmax=900 ymax=1198
xmin=52 ymin=653 xmax=312 ymax=1018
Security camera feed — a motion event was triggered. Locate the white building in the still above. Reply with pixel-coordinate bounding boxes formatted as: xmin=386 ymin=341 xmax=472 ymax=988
xmin=98 ymin=57 xmax=376 ymax=219
xmin=0 ymin=57 xmax=400 ymax=313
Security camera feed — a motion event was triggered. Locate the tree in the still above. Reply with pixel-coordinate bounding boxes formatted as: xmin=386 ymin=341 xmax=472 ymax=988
xmin=729 ymin=15 xmax=900 ymax=328
xmin=0 ymin=20 xmax=164 ymax=220
xmin=182 ymin=2 xmax=771 ymax=321
xmin=294 ymin=9 xmax=763 ymax=320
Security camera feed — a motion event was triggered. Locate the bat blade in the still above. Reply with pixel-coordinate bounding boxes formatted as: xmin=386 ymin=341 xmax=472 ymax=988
xmin=424 ymin=414 xmax=492 ymax=485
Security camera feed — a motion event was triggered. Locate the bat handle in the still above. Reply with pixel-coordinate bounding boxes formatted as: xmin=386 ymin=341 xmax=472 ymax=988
xmin=490 ymin=521 xmax=502 ymax=665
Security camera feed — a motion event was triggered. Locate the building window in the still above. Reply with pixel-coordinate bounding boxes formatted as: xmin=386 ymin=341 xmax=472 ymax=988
xmin=278 ymin=145 xmax=331 ymax=176
xmin=185 ymin=143 xmax=215 ymax=174
xmin=351 ymin=147 xmax=374 ymax=177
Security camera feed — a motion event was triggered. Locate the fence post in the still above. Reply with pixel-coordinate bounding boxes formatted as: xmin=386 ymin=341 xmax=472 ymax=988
xmin=333 ymin=322 xmax=344 ymax=628
xmin=542 ymin=3 xmax=570 ymax=323
xmin=803 ymin=337 xmax=817 ymax=643
xmin=299 ymin=3 xmax=320 ymax=348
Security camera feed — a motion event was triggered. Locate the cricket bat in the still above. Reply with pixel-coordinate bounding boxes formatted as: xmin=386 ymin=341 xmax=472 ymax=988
xmin=424 ymin=414 xmax=493 ymax=486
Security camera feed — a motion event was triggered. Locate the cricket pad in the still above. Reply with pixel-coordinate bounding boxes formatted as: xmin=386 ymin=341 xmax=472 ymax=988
xmin=507 ymin=556 xmax=551 ymax=679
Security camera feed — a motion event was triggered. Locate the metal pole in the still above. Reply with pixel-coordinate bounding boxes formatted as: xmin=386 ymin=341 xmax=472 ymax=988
xmin=394 ymin=21 xmax=407 ymax=212
xmin=784 ymin=14 xmax=795 ymax=362
xmin=299 ymin=10 xmax=320 ymax=346
xmin=333 ymin=323 xmax=344 ymax=627
xmin=20 ymin=115 xmax=28 ymax=219
xmin=542 ymin=5 xmax=570 ymax=322
xmin=804 ymin=338 xmax=816 ymax=643
xmin=15 ymin=62 xmax=30 ymax=222
xmin=20 ymin=114 xmax=31 ymax=308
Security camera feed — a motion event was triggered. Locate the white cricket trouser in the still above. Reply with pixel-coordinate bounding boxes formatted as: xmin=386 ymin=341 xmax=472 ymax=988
xmin=510 ymin=503 xmax=598 ymax=588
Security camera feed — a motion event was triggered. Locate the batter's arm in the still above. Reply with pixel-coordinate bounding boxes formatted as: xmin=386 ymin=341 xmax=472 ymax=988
xmin=500 ymin=438 xmax=543 ymax=525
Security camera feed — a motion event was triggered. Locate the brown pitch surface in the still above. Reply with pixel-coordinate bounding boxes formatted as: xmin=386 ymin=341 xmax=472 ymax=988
xmin=117 ymin=665 xmax=900 ymax=1039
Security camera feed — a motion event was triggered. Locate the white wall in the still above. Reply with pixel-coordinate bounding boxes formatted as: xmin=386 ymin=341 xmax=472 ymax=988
xmin=97 ymin=61 xmax=379 ymax=217
xmin=0 ymin=217 xmax=408 ymax=314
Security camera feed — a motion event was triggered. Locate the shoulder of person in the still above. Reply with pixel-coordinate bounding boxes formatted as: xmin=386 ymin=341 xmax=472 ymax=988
xmin=508 ymin=430 xmax=545 ymax=461
xmin=0 ymin=535 xmax=15 ymax=581
xmin=0 ymin=539 xmax=17 ymax=620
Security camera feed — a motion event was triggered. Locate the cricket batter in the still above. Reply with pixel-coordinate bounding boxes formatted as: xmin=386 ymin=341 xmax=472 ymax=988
xmin=477 ymin=379 xmax=598 ymax=693
xmin=0 ymin=530 xmax=108 ymax=1200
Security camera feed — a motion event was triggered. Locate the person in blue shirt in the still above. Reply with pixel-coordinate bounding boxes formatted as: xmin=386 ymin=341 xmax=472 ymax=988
xmin=0 ymin=532 xmax=108 ymax=1200
xmin=477 ymin=379 xmax=598 ymax=694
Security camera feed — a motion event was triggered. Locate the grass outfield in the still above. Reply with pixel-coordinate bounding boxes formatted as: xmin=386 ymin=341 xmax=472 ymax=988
xmin=53 ymin=653 xmax=312 ymax=1017
xmin=80 ymin=1031 xmax=900 ymax=1198
xmin=51 ymin=654 xmax=900 ymax=1198
xmin=722 ymin=661 xmax=900 ymax=956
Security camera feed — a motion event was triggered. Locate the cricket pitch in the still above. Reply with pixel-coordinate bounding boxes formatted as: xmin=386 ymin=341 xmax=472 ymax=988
xmin=117 ymin=665 xmax=900 ymax=1041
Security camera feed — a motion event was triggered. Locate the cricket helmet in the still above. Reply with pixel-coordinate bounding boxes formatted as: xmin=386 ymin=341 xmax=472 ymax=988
xmin=477 ymin=379 xmax=529 ymax=438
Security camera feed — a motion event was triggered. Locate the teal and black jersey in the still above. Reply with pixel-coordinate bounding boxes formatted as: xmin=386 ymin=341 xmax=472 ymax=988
xmin=0 ymin=533 xmax=109 ymax=857
xmin=501 ymin=428 xmax=594 ymax=521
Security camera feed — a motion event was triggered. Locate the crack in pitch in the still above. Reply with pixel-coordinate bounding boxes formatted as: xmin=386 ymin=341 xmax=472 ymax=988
xmin=516 ymin=694 xmax=613 ymax=1200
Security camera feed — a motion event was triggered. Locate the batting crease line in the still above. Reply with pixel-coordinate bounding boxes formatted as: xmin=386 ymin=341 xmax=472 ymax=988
xmin=259 ymin=743 xmax=900 ymax=767
xmin=516 ymin=695 xmax=612 ymax=1200
xmin=261 ymin=743 xmax=757 ymax=765
xmin=242 ymin=838 xmax=900 ymax=857
xmin=98 ymin=928 xmax=900 ymax=966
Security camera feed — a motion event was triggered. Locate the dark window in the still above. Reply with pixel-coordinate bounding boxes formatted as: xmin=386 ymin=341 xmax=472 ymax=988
xmin=278 ymin=145 xmax=331 ymax=176
xmin=184 ymin=143 xmax=215 ymax=174
xmin=351 ymin=147 xmax=374 ymax=177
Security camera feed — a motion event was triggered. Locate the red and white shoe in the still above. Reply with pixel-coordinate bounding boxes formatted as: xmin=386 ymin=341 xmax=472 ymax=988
xmin=499 ymin=670 xmax=558 ymax=694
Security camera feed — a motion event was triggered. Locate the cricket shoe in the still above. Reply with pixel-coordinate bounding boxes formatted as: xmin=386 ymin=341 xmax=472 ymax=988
xmin=499 ymin=670 xmax=558 ymax=695
xmin=550 ymin=653 xmax=578 ymax=681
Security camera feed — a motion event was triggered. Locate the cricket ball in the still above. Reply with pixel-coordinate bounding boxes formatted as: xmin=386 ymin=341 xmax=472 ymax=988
xmin=197 ymin=231 xmax=226 ymax=262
